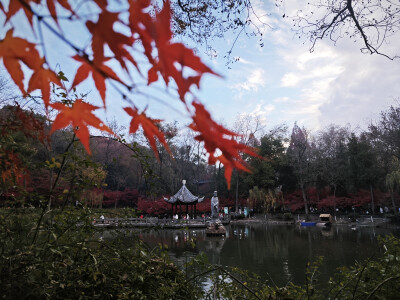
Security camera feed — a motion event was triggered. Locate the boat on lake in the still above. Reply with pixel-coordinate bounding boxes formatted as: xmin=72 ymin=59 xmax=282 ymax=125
xmin=300 ymin=221 xmax=317 ymax=227
xmin=316 ymin=214 xmax=332 ymax=227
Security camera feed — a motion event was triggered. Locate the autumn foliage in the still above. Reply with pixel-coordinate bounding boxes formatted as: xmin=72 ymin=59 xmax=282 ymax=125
xmin=0 ymin=0 xmax=256 ymax=188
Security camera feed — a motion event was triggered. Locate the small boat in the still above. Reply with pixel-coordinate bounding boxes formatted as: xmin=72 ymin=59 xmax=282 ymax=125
xmin=206 ymin=221 xmax=226 ymax=236
xmin=316 ymin=214 xmax=332 ymax=227
xmin=300 ymin=221 xmax=317 ymax=227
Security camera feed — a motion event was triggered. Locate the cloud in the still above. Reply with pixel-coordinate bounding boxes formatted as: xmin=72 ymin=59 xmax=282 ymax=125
xmin=231 ymin=67 xmax=266 ymax=92
xmin=318 ymin=42 xmax=400 ymax=127
xmin=274 ymin=97 xmax=290 ymax=103
xmin=252 ymin=103 xmax=275 ymax=115
xmin=201 ymin=0 xmax=400 ymax=132
xmin=264 ymin=5 xmax=400 ymax=130
xmin=281 ymin=72 xmax=300 ymax=87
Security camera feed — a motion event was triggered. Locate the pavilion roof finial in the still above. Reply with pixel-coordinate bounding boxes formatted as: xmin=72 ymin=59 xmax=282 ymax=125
xmin=163 ymin=180 xmax=204 ymax=204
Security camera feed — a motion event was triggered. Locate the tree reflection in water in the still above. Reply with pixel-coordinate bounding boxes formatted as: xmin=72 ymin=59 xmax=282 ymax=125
xmin=123 ymin=224 xmax=400 ymax=286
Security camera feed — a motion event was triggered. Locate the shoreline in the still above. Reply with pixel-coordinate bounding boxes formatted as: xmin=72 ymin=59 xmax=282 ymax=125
xmin=230 ymin=217 xmax=400 ymax=229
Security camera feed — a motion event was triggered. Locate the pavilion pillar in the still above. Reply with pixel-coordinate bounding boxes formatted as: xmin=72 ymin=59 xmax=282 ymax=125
xmin=179 ymin=202 xmax=182 ymax=219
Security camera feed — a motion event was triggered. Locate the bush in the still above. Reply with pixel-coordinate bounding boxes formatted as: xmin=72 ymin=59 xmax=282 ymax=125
xmin=0 ymin=208 xmax=201 ymax=299
xmin=389 ymin=214 xmax=400 ymax=224
xmin=349 ymin=212 xmax=360 ymax=222
xmin=283 ymin=212 xmax=293 ymax=221
xmin=231 ymin=213 xmax=245 ymax=220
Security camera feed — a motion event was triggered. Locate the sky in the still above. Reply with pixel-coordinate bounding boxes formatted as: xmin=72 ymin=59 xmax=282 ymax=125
xmin=1 ymin=0 xmax=400 ymax=136
xmin=193 ymin=0 xmax=400 ymax=134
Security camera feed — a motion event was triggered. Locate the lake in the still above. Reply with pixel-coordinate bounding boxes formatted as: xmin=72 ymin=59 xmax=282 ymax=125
xmin=135 ymin=222 xmax=400 ymax=286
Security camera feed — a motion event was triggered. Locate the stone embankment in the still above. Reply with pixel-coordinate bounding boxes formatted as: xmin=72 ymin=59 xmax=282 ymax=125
xmin=92 ymin=217 xmax=230 ymax=229
xmin=231 ymin=214 xmax=396 ymax=228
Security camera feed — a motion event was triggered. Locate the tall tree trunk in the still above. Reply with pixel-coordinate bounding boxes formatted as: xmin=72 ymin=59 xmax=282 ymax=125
xmin=301 ymin=182 xmax=309 ymax=214
xmin=48 ymin=169 xmax=53 ymax=211
xmin=333 ymin=184 xmax=337 ymax=213
xmin=114 ymin=182 xmax=119 ymax=209
xmin=391 ymin=189 xmax=397 ymax=215
xmin=370 ymin=184 xmax=375 ymax=214
xmin=196 ymin=144 xmax=200 ymax=194
xmin=235 ymin=174 xmax=239 ymax=213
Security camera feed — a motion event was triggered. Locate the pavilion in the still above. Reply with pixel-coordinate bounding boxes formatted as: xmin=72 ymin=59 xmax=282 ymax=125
xmin=164 ymin=180 xmax=204 ymax=219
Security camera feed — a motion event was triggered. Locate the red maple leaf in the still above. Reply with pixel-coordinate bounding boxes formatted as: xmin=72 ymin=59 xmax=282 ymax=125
xmin=93 ymin=0 xmax=107 ymax=10
xmin=5 ymin=0 xmax=40 ymax=28
xmin=46 ymin=0 xmax=75 ymax=25
xmin=71 ymin=55 xmax=123 ymax=107
xmin=123 ymin=107 xmax=171 ymax=160
xmin=128 ymin=0 xmax=154 ymax=64
xmin=86 ymin=10 xmax=137 ymax=72
xmin=189 ymin=102 xmax=259 ymax=189
xmin=129 ymin=0 xmax=219 ymax=101
xmin=50 ymin=99 xmax=113 ymax=154
xmin=151 ymin=1 xmax=219 ymax=100
xmin=27 ymin=62 xmax=62 ymax=107
xmin=1 ymin=151 xmax=27 ymax=184
xmin=0 ymin=29 xmax=41 ymax=94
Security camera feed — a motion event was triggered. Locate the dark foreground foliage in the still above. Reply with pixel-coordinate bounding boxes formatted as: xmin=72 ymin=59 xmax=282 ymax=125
xmin=1 ymin=207 xmax=400 ymax=299
xmin=0 ymin=208 xmax=200 ymax=299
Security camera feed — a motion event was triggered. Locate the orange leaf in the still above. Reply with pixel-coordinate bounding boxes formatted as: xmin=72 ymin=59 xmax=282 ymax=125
xmin=128 ymin=0 xmax=153 ymax=62
xmin=128 ymin=0 xmax=219 ymax=101
xmin=93 ymin=0 xmax=108 ymax=10
xmin=86 ymin=10 xmax=137 ymax=72
xmin=147 ymin=66 xmax=158 ymax=85
xmin=46 ymin=0 xmax=74 ymax=25
xmin=0 ymin=151 xmax=27 ymax=184
xmin=216 ymin=155 xmax=247 ymax=190
xmin=27 ymin=63 xmax=62 ymax=107
xmin=189 ymin=102 xmax=259 ymax=189
xmin=151 ymin=1 xmax=219 ymax=100
xmin=0 ymin=29 xmax=42 ymax=94
xmin=123 ymin=107 xmax=171 ymax=160
xmin=71 ymin=55 xmax=123 ymax=107
xmin=5 ymin=0 xmax=40 ymax=28
xmin=50 ymin=99 xmax=113 ymax=154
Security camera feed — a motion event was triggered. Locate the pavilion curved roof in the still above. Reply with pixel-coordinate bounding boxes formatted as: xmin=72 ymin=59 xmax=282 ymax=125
xmin=164 ymin=183 xmax=204 ymax=204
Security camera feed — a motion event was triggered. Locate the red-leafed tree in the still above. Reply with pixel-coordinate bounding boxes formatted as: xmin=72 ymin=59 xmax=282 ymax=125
xmin=0 ymin=0 xmax=261 ymax=194
xmin=287 ymin=123 xmax=311 ymax=214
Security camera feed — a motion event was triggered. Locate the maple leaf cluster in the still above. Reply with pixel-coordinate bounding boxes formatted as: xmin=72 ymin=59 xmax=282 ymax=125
xmin=190 ymin=102 xmax=260 ymax=189
xmin=0 ymin=0 xmax=258 ymax=188
xmin=0 ymin=29 xmax=61 ymax=107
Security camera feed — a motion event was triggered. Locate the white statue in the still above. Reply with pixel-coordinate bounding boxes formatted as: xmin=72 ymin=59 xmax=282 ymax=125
xmin=211 ymin=191 xmax=219 ymax=218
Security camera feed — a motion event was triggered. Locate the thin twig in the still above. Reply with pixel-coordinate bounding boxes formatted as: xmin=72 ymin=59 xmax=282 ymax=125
xmin=351 ymin=253 xmax=376 ymax=299
xmin=365 ymin=276 xmax=400 ymax=300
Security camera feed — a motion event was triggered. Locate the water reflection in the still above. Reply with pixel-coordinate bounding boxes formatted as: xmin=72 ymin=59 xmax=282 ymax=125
xmin=130 ymin=224 xmax=400 ymax=286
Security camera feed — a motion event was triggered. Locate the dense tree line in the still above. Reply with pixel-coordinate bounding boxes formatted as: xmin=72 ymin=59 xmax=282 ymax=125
xmin=238 ymin=104 xmax=400 ymax=215
xmin=1 ymin=100 xmax=400 ymax=215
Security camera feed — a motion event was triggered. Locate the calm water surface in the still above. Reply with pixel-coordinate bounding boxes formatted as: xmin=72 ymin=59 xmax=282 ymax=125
xmin=136 ymin=223 xmax=400 ymax=286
